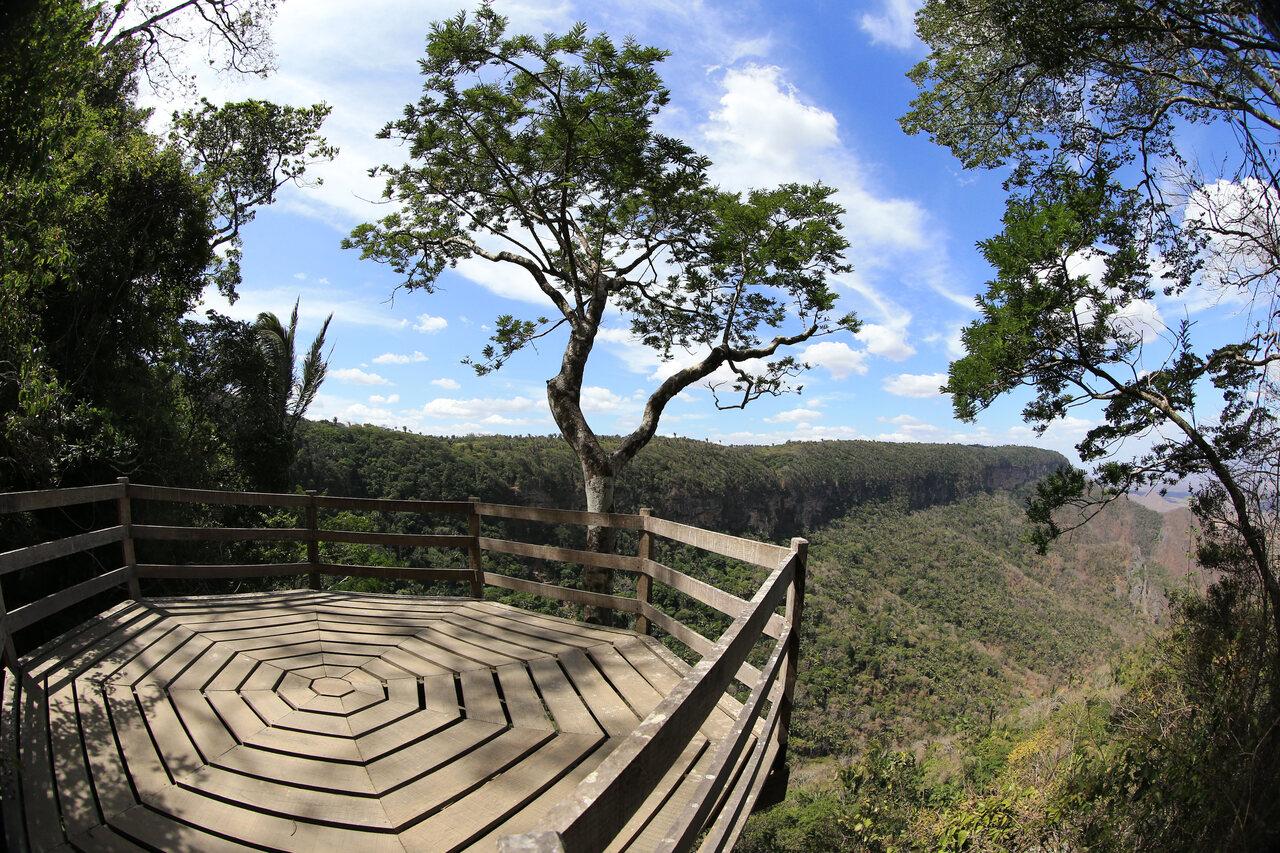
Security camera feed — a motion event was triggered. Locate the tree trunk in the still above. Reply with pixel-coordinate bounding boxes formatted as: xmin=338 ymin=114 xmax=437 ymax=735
xmin=581 ymin=464 xmax=617 ymax=625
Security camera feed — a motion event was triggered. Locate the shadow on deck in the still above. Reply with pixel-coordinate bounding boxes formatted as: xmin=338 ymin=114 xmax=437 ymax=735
xmin=0 ymin=483 xmax=808 ymax=852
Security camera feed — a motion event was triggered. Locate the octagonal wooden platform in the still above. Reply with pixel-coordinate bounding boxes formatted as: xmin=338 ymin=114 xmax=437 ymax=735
xmin=2 ymin=590 xmax=741 ymax=852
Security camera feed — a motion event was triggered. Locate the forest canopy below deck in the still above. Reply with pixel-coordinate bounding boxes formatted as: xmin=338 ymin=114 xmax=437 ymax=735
xmin=0 ymin=482 xmax=807 ymax=852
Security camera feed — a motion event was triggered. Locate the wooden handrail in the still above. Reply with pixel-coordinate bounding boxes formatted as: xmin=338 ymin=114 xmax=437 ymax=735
xmin=0 ymin=481 xmax=808 ymax=849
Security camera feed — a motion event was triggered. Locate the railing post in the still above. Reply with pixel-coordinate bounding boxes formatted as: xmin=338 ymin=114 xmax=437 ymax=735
xmin=772 ymin=537 xmax=807 ymax=783
xmin=467 ymin=497 xmax=484 ymax=599
xmin=0 ymin=584 xmax=16 ymax=670
xmin=117 ymin=477 xmax=140 ymax=599
xmin=305 ymin=490 xmax=320 ymax=590
xmin=634 ymin=508 xmax=653 ymax=635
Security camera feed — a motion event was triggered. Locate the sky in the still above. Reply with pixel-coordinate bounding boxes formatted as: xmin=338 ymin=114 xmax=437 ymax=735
xmin=150 ymin=0 xmax=1249 ymax=462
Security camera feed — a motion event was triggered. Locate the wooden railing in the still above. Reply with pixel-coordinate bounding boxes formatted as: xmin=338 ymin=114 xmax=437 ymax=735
xmin=0 ymin=480 xmax=808 ymax=851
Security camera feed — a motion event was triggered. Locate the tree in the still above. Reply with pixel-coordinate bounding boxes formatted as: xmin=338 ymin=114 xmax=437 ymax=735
xmin=346 ymin=7 xmax=857 ymax=605
xmin=0 ymin=0 xmax=334 ymax=490
xmin=904 ymin=0 xmax=1280 ymax=645
xmin=253 ymin=299 xmax=333 ymax=487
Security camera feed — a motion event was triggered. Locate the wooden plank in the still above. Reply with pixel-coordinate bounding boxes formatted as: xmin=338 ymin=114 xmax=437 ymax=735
xmin=378 ymin=728 xmax=553 ymax=828
xmin=428 ymin=619 xmax=554 ymax=663
xmin=657 ymin=625 xmax=792 ymax=851
xmin=316 ymin=529 xmax=472 ymax=548
xmin=127 ymin=483 xmax=309 ymax=508
xmin=365 ymin=718 xmax=504 ymax=791
xmin=448 ymin=611 xmax=582 ymax=656
xmin=479 ymin=537 xmax=641 ymax=574
xmin=496 ymin=663 xmax=555 ymax=732
xmin=6 ymin=566 xmax=132 ymax=632
xmin=76 ymin=681 xmax=139 ymax=819
xmin=527 ymin=657 xmax=601 ymax=736
xmin=504 ymin=553 xmax=794 ymax=852
xmin=0 ymin=482 xmax=122 ymax=514
xmin=636 ymin=608 xmax=764 ymax=691
xmin=399 ymin=732 xmax=602 ymax=850
xmin=477 ymin=740 xmax=618 ymax=847
xmin=169 ymin=690 xmax=239 ymax=761
xmin=641 ymin=559 xmax=787 ymax=641
xmin=133 ymin=683 xmax=205 ymax=785
xmin=699 ymin=708 xmax=783 ymax=852
xmin=615 ymin=640 xmax=737 ymax=742
xmin=643 ymin=516 xmax=791 ymax=569
xmin=462 ymin=602 xmax=629 ymax=646
xmin=474 ymin=502 xmax=644 ymax=530
xmin=558 ymin=648 xmax=639 ymax=738
xmin=313 ymin=494 xmax=472 ymax=514
xmin=48 ymin=678 xmax=104 ymax=837
xmin=136 ymin=563 xmax=308 ymax=579
xmin=461 ymin=668 xmax=507 ymax=724
xmin=587 ymin=645 xmax=666 ymax=720
xmin=483 ymin=572 xmax=641 ymax=614
xmin=317 ymin=564 xmax=474 ymax=583
xmin=21 ymin=674 xmax=67 ymax=849
xmin=601 ymin=735 xmax=710 ymax=853
xmin=132 ymin=524 xmax=310 ymax=542
xmin=355 ymin=708 xmax=458 ymax=764
xmin=97 ymin=803 xmax=252 ymax=852
xmin=0 ymin=525 xmax=125 ymax=576
xmin=213 ymin=744 xmax=376 ymax=795
xmin=178 ymin=763 xmax=392 ymax=829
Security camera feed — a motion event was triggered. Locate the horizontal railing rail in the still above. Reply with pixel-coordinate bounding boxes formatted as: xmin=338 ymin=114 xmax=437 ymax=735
xmin=0 ymin=481 xmax=807 ymax=851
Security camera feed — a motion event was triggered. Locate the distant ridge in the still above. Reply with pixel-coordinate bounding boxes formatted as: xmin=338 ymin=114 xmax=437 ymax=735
xmin=293 ymin=420 xmax=1068 ymax=540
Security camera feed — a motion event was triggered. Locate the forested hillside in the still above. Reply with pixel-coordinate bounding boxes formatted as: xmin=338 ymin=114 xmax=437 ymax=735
xmin=292 ymin=419 xmax=1067 ymax=537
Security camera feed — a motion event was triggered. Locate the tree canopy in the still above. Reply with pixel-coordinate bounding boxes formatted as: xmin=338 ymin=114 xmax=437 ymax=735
xmin=906 ymin=0 xmax=1280 ymax=643
xmin=347 ymin=6 xmax=858 ymax=601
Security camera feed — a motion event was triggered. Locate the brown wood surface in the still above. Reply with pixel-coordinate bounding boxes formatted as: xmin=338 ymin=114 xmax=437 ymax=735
xmin=5 ymin=567 xmax=132 ymax=632
xmin=0 ymin=526 xmax=126 ymax=576
xmin=473 ymin=502 xmax=645 ymax=530
xmin=0 ymin=483 xmax=122 ymax=514
xmin=482 ymin=571 xmax=642 ymax=614
xmin=642 ymin=515 xmax=792 ymax=569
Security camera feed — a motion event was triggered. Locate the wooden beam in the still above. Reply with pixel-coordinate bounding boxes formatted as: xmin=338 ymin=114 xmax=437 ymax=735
xmin=5 ymin=567 xmax=132 ymax=632
xmin=481 ymin=573 xmax=640 ymax=614
xmin=135 ymin=563 xmax=308 ymax=579
xmin=503 ymin=553 xmax=794 ymax=852
xmin=638 ymin=604 xmax=762 ymax=690
xmin=117 ymin=478 xmax=139 ymax=598
xmin=775 ymin=538 xmax=808 ymax=773
xmin=473 ymin=502 xmax=644 ymax=530
xmin=130 ymin=525 xmax=309 ymax=542
xmin=312 ymin=495 xmax=472 ymax=514
xmin=640 ymin=560 xmax=785 ymax=640
xmin=635 ymin=509 xmax=653 ymax=635
xmin=0 ymin=526 xmax=126 ymax=577
xmin=306 ymin=490 xmax=320 ymax=591
xmin=478 ymin=537 xmax=641 ymax=574
xmin=317 ymin=564 xmax=475 ymax=583
xmin=642 ymin=517 xmax=790 ymax=569
xmin=0 ymin=483 xmax=122 ymax=514
xmin=656 ymin=625 xmax=792 ymax=851
xmin=127 ymin=483 xmax=309 ymax=508
xmin=467 ymin=497 xmax=484 ymax=598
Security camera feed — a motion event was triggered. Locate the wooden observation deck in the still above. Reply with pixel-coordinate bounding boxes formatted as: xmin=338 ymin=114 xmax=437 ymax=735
xmin=0 ymin=482 xmax=807 ymax=852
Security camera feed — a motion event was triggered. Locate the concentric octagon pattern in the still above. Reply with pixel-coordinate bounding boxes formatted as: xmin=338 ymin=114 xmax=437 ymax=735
xmin=3 ymin=591 xmax=738 ymax=852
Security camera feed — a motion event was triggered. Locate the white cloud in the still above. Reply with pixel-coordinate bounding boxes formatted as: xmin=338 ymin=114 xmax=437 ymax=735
xmin=767 ymin=407 xmax=823 ymax=423
xmin=580 ymin=386 xmax=628 ymax=413
xmin=196 ymin=284 xmax=408 ymax=331
xmin=413 ymin=313 xmax=448 ymax=333
xmin=430 ymin=377 xmax=461 ymax=390
xmin=704 ymin=65 xmax=838 ymax=177
xmin=421 ymin=395 xmax=548 ymax=421
xmin=372 ymin=350 xmax=428 ymax=364
xmin=858 ymin=321 xmax=915 ymax=361
xmin=293 ymin=272 xmax=307 ymax=280
xmin=883 ymin=372 xmax=948 ymax=397
xmin=332 ymin=367 xmax=392 ymax=386
xmin=369 ymin=393 xmax=400 ymax=404
xmin=859 ymin=0 xmax=923 ymax=50
xmin=800 ymin=341 xmax=869 ymax=379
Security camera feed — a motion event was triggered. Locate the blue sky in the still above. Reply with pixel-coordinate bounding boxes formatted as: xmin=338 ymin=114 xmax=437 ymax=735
xmin=154 ymin=0 xmax=1249 ymax=462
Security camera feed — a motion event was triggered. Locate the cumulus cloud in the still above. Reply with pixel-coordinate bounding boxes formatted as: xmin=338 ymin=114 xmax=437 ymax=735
xmin=800 ymin=341 xmax=869 ymax=379
xmin=413 ymin=313 xmax=448 ymax=333
xmin=883 ymin=372 xmax=948 ymax=397
xmin=372 ymin=351 xmax=427 ymax=364
xmin=368 ymin=393 xmax=400 ymax=404
xmin=859 ymin=0 xmax=923 ymax=50
xmin=858 ymin=321 xmax=915 ymax=361
xmin=430 ymin=377 xmax=461 ymax=390
xmin=767 ymin=407 xmax=823 ymax=423
xmin=421 ymin=395 xmax=547 ymax=421
xmin=332 ymin=367 xmax=392 ymax=386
